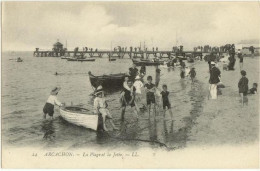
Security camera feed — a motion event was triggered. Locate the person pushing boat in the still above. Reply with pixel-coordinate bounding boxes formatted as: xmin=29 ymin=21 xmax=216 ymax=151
xmin=43 ymin=87 xmax=63 ymax=119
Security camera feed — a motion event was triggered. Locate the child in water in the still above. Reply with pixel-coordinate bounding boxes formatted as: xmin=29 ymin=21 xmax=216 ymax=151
xmin=43 ymin=87 xmax=63 ymax=119
xmin=238 ymin=70 xmax=249 ymax=106
xmin=161 ymin=85 xmax=173 ymax=120
xmin=144 ymin=76 xmax=156 ymax=117
xmin=94 ymin=87 xmax=118 ymax=131
xmin=189 ymin=68 xmax=196 ymax=82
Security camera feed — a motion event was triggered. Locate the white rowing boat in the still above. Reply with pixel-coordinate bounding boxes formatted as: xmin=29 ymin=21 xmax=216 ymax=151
xmin=59 ymin=106 xmax=98 ymax=131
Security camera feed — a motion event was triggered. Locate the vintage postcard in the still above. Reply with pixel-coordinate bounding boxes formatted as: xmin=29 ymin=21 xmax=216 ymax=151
xmin=1 ymin=1 xmax=260 ymax=168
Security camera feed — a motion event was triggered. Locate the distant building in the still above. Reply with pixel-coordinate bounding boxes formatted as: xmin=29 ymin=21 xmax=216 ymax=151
xmin=53 ymin=41 xmax=63 ymax=52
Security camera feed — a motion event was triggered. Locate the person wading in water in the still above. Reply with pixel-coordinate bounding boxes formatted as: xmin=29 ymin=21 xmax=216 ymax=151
xmin=43 ymin=87 xmax=63 ymax=119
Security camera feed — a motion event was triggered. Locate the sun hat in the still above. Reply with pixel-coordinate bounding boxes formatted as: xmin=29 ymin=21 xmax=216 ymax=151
xmin=50 ymin=87 xmax=61 ymax=95
xmin=94 ymin=85 xmax=103 ymax=96
xmin=135 ymin=75 xmax=141 ymax=80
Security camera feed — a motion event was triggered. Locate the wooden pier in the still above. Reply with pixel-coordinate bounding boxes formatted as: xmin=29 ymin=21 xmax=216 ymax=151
xmin=33 ymin=41 xmax=225 ymax=59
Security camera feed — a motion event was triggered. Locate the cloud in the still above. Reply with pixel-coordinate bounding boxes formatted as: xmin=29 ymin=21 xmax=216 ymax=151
xmin=2 ymin=2 xmax=260 ymax=51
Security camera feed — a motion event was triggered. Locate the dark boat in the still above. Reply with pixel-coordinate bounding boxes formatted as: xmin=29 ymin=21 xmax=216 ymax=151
xmin=78 ymin=58 xmax=95 ymax=62
xmin=109 ymin=58 xmax=116 ymax=61
xmin=132 ymin=59 xmax=164 ymax=66
xmin=88 ymin=71 xmax=127 ymax=90
xmin=67 ymin=58 xmax=95 ymax=62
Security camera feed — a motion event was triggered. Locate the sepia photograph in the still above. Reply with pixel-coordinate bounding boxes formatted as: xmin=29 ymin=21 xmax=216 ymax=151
xmin=1 ymin=1 xmax=260 ymax=168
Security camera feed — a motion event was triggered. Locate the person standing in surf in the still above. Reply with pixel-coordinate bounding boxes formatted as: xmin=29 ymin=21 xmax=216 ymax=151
xmin=161 ymin=84 xmax=173 ymax=120
xmin=144 ymin=76 xmax=156 ymax=117
xmin=43 ymin=87 xmax=63 ymax=119
xmin=155 ymin=65 xmax=161 ymax=87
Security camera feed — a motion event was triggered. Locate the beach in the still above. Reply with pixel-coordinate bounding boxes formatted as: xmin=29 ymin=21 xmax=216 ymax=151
xmin=1 ymin=52 xmax=259 ymax=151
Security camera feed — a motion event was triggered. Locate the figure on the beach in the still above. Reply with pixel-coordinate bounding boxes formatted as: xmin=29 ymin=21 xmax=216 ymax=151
xmin=120 ymin=80 xmax=138 ymax=121
xmin=43 ymin=87 xmax=63 ymax=119
xmin=94 ymin=86 xmax=118 ymax=131
xmin=228 ymin=54 xmax=236 ymax=70
xmin=238 ymin=70 xmax=249 ymax=106
xmin=189 ymin=67 xmax=196 ymax=82
xmin=238 ymin=50 xmax=243 ymax=70
xmin=249 ymin=83 xmax=258 ymax=94
xmin=180 ymin=65 xmax=185 ymax=79
xmin=129 ymin=64 xmax=139 ymax=82
xmin=144 ymin=76 xmax=156 ymax=117
xmin=209 ymin=62 xmax=221 ymax=99
xmin=161 ymin=84 xmax=173 ymax=120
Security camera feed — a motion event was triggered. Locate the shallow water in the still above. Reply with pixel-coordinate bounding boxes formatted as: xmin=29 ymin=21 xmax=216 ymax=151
xmin=2 ymin=51 xmax=258 ymax=150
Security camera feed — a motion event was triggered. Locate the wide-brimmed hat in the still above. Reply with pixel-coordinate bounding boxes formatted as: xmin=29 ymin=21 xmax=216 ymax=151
xmin=94 ymin=85 xmax=103 ymax=96
xmin=50 ymin=87 xmax=61 ymax=95
xmin=135 ymin=75 xmax=141 ymax=80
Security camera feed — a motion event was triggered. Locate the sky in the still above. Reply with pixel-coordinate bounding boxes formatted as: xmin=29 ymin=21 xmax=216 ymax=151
xmin=2 ymin=1 xmax=260 ymax=51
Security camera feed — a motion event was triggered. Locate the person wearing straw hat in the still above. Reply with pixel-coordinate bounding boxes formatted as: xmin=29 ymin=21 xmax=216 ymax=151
xmin=209 ymin=62 xmax=221 ymax=99
xmin=43 ymin=87 xmax=63 ymax=119
xmin=93 ymin=86 xmax=118 ymax=131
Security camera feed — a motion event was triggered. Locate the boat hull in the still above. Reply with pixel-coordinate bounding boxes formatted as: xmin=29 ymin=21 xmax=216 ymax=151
xmin=67 ymin=58 xmax=96 ymax=62
xmin=60 ymin=107 xmax=98 ymax=131
xmin=132 ymin=59 xmax=164 ymax=66
xmin=88 ymin=72 xmax=126 ymax=90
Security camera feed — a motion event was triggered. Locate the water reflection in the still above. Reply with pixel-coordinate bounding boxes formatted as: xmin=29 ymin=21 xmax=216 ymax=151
xmin=41 ymin=120 xmax=56 ymax=141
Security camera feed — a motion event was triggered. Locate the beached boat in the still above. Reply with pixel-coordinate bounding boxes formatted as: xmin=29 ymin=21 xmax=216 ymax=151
xmin=132 ymin=59 xmax=164 ymax=66
xmin=60 ymin=106 xmax=98 ymax=131
xmin=88 ymin=71 xmax=126 ymax=89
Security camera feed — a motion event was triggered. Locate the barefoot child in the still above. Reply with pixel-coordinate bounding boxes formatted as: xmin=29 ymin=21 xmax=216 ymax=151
xmin=43 ymin=87 xmax=63 ymax=119
xmin=161 ymin=85 xmax=173 ymax=120
xmin=238 ymin=70 xmax=249 ymax=106
xmin=189 ymin=67 xmax=196 ymax=82
xmin=94 ymin=87 xmax=118 ymax=131
xmin=144 ymin=76 xmax=156 ymax=117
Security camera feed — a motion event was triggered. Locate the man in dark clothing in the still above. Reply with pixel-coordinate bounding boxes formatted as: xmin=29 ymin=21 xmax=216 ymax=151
xmin=228 ymin=55 xmax=236 ymax=70
xmin=209 ymin=62 xmax=221 ymax=99
xmin=129 ymin=64 xmax=139 ymax=82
